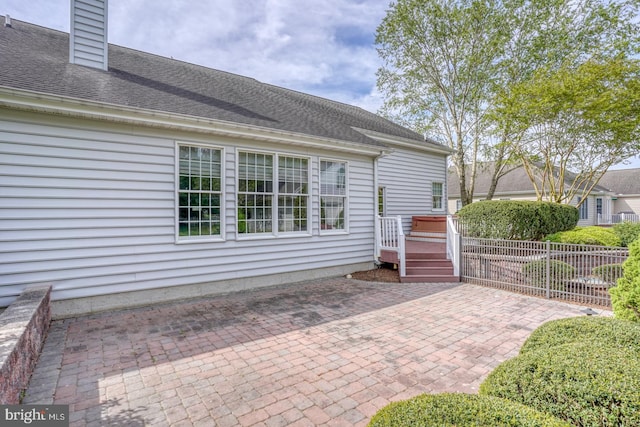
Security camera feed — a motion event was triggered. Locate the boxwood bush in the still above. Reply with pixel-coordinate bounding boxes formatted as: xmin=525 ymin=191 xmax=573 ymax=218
xmin=613 ymin=221 xmax=640 ymax=247
xmin=522 ymin=260 xmax=575 ymax=290
xmin=519 ymin=316 xmax=640 ymax=354
xmin=610 ymin=238 xmax=640 ymax=321
xmin=367 ymin=393 xmax=570 ymax=427
xmin=545 ymin=226 xmax=621 ymax=247
xmin=457 ymin=201 xmax=578 ymax=241
xmin=479 ymin=342 xmax=640 ymax=426
xmin=592 ymin=263 xmax=624 ymax=284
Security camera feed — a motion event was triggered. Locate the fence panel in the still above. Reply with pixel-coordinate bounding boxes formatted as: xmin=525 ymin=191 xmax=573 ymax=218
xmin=461 ymin=237 xmax=628 ymax=308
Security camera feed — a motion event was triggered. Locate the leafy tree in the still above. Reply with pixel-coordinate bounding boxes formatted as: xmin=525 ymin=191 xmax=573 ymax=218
xmin=496 ymin=58 xmax=640 ymax=205
xmin=376 ymin=0 xmax=511 ymax=206
xmin=376 ymin=0 xmax=640 ymax=206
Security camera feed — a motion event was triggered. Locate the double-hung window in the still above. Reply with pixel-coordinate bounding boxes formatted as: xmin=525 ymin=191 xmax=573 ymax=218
xmin=238 ymin=151 xmax=310 ymax=236
xmin=278 ymin=156 xmax=309 ymax=232
xmin=432 ymin=182 xmax=444 ymax=211
xmin=177 ymin=144 xmax=222 ymax=240
xmin=320 ymin=160 xmax=347 ymax=231
xmin=238 ymin=152 xmax=274 ymax=234
xmin=578 ymin=197 xmax=589 ymax=220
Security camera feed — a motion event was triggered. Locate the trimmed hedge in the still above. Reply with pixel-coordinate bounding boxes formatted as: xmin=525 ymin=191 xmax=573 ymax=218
xmin=610 ymin=238 xmax=640 ymax=321
xmin=522 ymin=260 xmax=574 ymax=290
xmin=519 ymin=316 xmax=640 ymax=354
xmin=479 ymin=342 xmax=640 ymax=426
xmin=367 ymin=393 xmax=570 ymax=427
xmin=592 ymin=263 xmax=624 ymax=284
xmin=545 ymin=226 xmax=621 ymax=247
xmin=457 ymin=201 xmax=578 ymax=241
xmin=613 ymin=221 xmax=640 ymax=247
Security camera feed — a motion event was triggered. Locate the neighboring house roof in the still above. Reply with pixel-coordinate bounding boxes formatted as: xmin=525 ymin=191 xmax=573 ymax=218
xmin=598 ymin=168 xmax=640 ymax=196
xmin=0 ymin=17 xmax=450 ymax=155
xmin=447 ymin=163 xmax=612 ymax=198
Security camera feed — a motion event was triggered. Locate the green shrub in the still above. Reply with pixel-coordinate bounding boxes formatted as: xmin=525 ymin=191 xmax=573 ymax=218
xmin=479 ymin=342 xmax=640 ymax=426
xmin=592 ymin=263 xmax=624 ymax=284
xmin=610 ymin=238 xmax=640 ymax=321
xmin=520 ymin=316 xmax=640 ymax=354
xmin=545 ymin=226 xmax=621 ymax=247
xmin=367 ymin=393 xmax=570 ymax=427
xmin=457 ymin=201 xmax=578 ymax=241
xmin=613 ymin=221 xmax=640 ymax=247
xmin=522 ymin=260 xmax=575 ymax=290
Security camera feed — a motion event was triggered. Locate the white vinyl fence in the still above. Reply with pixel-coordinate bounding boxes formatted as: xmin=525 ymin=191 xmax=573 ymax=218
xmin=461 ymin=238 xmax=629 ymax=308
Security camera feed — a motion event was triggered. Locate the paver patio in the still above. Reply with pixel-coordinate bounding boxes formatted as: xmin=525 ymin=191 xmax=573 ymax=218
xmin=24 ymin=278 xmax=602 ymax=426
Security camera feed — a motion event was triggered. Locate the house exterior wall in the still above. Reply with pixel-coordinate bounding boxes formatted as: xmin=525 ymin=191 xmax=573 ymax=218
xmin=378 ymin=146 xmax=448 ymax=233
xmin=0 ymin=110 xmax=377 ymax=313
xmin=613 ymin=196 xmax=640 ymax=215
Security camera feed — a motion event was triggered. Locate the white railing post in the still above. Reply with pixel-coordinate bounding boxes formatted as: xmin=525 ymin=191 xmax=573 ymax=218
xmin=396 ymin=216 xmax=406 ymax=277
xmin=375 ymin=215 xmax=381 ymax=258
xmin=447 ymin=215 xmax=461 ymax=277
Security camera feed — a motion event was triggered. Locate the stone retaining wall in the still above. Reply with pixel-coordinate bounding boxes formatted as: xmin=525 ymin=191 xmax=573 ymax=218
xmin=0 ymin=285 xmax=51 ymax=404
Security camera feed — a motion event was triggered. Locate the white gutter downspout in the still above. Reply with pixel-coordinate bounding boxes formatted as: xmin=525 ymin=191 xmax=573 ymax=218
xmin=373 ymin=150 xmax=392 ymax=261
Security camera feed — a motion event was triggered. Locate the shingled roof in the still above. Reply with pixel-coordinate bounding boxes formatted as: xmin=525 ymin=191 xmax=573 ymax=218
xmin=0 ymin=16 xmax=447 ymax=153
xmin=598 ymin=168 xmax=640 ymax=195
xmin=448 ymin=163 xmax=613 ymax=198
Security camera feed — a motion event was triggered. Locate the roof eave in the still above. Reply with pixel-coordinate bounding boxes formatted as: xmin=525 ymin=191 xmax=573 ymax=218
xmin=0 ymin=86 xmax=387 ymax=156
xmin=352 ymin=127 xmax=453 ymax=156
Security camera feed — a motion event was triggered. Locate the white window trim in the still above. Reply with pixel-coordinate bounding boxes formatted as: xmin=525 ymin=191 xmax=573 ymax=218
xmin=174 ymin=141 xmax=225 ymax=244
xmin=236 ymin=149 xmax=312 ymax=240
xmin=432 ymin=181 xmax=445 ymax=212
xmin=319 ymin=158 xmax=349 ymax=235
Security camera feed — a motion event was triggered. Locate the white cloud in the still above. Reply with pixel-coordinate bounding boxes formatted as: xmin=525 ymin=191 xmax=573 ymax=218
xmin=3 ymin=0 xmax=387 ymax=112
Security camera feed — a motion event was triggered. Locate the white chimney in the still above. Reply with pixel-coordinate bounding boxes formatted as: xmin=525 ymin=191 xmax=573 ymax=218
xmin=69 ymin=0 xmax=108 ymax=70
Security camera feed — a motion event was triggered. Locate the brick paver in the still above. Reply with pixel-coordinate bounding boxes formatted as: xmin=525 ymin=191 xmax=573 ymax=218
xmin=24 ymin=279 xmax=601 ymax=426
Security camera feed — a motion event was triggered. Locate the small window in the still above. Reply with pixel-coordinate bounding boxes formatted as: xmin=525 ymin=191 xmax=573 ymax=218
xmin=432 ymin=182 xmax=444 ymax=211
xmin=320 ymin=160 xmax=347 ymax=231
xmin=177 ymin=144 xmax=222 ymax=240
xmin=578 ymin=197 xmax=589 ymax=220
xmin=378 ymin=187 xmax=386 ymax=216
xmin=456 ymin=199 xmax=462 ymax=212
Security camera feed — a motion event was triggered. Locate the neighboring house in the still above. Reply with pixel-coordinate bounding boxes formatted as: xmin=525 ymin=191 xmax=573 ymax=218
xmin=0 ymin=5 xmax=451 ymax=314
xmin=597 ymin=168 xmax=640 ymax=222
xmin=447 ymin=165 xmax=616 ymax=226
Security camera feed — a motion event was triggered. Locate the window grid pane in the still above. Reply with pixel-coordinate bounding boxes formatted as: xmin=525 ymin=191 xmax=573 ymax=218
xmin=278 ymin=156 xmax=308 ymax=232
xmin=320 ymin=160 xmax=347 ymax=231
xmin=432 ymin=182 xmax=443 ymax=210
xmin=238 ymin=152 xmax=274 ymax=234
xmin=178 ymin=146 xmax=222 ymax=237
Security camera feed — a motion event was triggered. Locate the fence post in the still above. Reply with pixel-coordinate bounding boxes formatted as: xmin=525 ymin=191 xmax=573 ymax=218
xmin=545 ymin=240 xmax=551 ymax=299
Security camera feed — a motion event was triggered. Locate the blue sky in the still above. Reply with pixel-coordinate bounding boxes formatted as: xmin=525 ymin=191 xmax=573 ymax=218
xmin=3 ymin=0 xmax=639 ymax=169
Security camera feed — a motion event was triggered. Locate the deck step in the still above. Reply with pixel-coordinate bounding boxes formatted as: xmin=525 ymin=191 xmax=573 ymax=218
xmin=406 ymin=266 xmax=454 ymax=276
xmin=406 ymin=259 xmax=451 ymax=268
xmin=406 ymin=252 xmax=447 ymax=260
xmin=401 ymin=275 xmax=460 ymax=283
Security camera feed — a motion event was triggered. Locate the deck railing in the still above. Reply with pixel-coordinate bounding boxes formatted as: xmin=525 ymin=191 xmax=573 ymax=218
xmin=461 ymin=237 xmax=628 ymax=308
xmin=598 ymin=213 xmax=640 ymax=225
xmin=376 ymin=216 xmax=406 ymax=277
xmin=446 ymin=215 xmax=461 ymax=277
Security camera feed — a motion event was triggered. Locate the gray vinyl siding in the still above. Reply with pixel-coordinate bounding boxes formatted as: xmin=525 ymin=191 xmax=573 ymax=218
xmin=378 ymin=146 xmax=448 ymax=232
xmin=0 ymin=111 xmax=375 ymax=306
